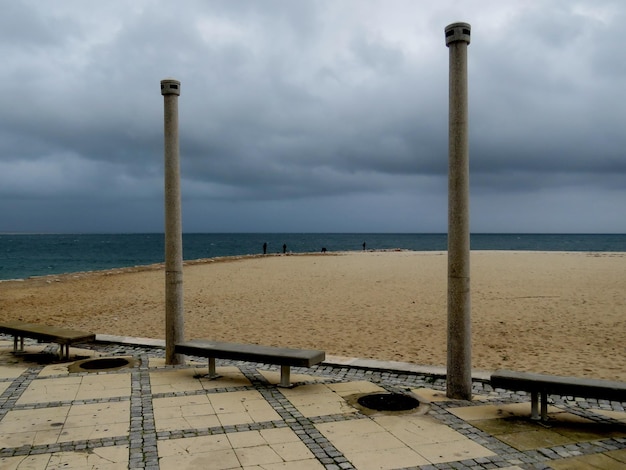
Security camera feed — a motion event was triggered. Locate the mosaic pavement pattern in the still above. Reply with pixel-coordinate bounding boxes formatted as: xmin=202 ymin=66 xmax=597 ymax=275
xmin=0 ymin=338 xmax=625 ymax=469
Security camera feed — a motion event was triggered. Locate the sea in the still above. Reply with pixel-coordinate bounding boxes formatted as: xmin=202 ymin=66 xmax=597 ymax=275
xmin=0 ymin=233 xmax=624 ymax=281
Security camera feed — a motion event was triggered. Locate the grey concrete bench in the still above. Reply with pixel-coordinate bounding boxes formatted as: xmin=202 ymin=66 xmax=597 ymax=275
xmin=491 ymin=369 xmax=626 ymax=421
xmin=175 ymin=339 xmax=325 ymax=387
xmin=0 ymin=320 xmax=96 ymax=360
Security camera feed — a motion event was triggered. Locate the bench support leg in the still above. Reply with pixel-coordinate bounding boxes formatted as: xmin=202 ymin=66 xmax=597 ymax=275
xmin=540 ymin=392 xmax=548 ymax=421
xmin=278 ymin=365 xmax=292 ymax=388
xmin=58 ymin=344 xmax=70 ymax=360
xmin=12 ymin=335 xmax=25 ymax=354
xmin=531 ymin=392 xmax=540 ymax=420
xmin=206 ymin=358 xmax=221 ymax=380
xmin=530 ymin=391 xmax=549 ymax=421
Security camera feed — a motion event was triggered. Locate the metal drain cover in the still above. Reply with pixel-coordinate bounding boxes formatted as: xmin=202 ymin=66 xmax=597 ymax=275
xmin=68 ymin=356 xmax=135 ymax=373
xmin=357 ymin=393 xmax=420 ymax=411
xmin=78 ymin=358 xmax=129 ymax=370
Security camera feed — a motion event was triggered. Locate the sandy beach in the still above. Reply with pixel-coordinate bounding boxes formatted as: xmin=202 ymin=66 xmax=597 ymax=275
xmin=1 ymin=251 xmax=624 ymax=381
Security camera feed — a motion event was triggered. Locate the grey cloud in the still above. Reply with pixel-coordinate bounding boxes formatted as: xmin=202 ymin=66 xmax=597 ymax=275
xmin=0 ymin=0 xmax=625 ymax=233
xmin=0 ymin=1 xmax=79 ymax=49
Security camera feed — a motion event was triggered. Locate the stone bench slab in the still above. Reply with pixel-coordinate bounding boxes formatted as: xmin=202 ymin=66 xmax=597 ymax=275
xmin=0 ymin=320 xmax=96 ymax=360
xmin=491 ymin=369 xmax=626 ymax=421
xmin=175 ymin=339 xmax=325 ymax=387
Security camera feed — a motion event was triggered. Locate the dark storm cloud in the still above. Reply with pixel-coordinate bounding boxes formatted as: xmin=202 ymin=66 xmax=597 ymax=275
xmin=0 ymin=0 xmax=624 ymax=233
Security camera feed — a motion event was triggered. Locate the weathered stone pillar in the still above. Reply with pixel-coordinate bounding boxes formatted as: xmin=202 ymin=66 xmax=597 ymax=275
xmin=445 ymin=23 xmax=472 ymax=399
xmin=161 ymin=78 xmax=185 ymax=365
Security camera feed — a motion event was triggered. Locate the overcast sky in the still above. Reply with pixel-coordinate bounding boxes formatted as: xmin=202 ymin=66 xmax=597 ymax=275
xmin=1 ymin=0 xmax=624 ymax=234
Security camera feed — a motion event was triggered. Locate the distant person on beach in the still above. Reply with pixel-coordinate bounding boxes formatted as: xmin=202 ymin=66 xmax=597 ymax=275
xmin=321 ymin=247 xmax=327 ymax=253
xmin=263 ymin=242 xmax=267 ymax=254
xmin=362 ymin=242 xmax=366 ymax=251
xmin=283 ymin=244 xmax=287 ymax=254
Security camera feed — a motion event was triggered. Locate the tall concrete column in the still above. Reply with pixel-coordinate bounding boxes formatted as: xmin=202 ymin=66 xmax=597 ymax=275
xmin=161 ymin=78 xmax=185 ymax=365
xmin=445 ymin=23 xmax=472 ymax=400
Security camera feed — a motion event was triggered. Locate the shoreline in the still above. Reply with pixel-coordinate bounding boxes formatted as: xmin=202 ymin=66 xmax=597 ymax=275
xmin=2 ymin=248 xmax=622 ymax=284
xmin=0 ymin=250 xmax=380 ymax=283
xmin=1 ymin=251 xmax=624 ymax=381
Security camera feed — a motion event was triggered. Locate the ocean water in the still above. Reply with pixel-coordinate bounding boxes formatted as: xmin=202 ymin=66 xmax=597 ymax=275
xmin=0 ymin=233 xmax=624 ymax=281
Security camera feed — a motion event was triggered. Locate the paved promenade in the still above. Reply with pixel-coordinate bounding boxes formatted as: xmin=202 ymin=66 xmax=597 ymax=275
xmin=0 ymin=337 xmax=625 ymax=469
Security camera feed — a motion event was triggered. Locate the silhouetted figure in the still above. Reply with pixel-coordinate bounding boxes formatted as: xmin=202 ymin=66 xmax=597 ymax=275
xmin=263 ymin=242 xmax=267 ymax=255
xmin=362 ymin=242 xmax=366 ymax=251
xmin=321 ymin=247 xmax=327 ymax=253
xmin=282 ymin=244 xmax=287 ymax=254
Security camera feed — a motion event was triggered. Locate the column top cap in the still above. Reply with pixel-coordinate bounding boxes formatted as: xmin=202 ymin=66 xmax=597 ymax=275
xmin=161 ymin=79 xmax=181 ymax=96
xmin=445 ymin=22 xmax=471 ymax=46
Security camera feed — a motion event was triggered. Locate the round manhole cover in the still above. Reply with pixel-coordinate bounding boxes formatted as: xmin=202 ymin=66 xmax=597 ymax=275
xmin=357 ymin=393 xmax=420 ymax=412
xmin=78 ymin=358 xmax=130 ymax=370
xmin=68 ymin=357 xmax=135 ymax=373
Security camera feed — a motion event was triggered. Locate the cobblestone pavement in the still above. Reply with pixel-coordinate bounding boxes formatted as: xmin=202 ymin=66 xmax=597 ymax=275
xmin=0 ymin=337 xmax=625 ymax=469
